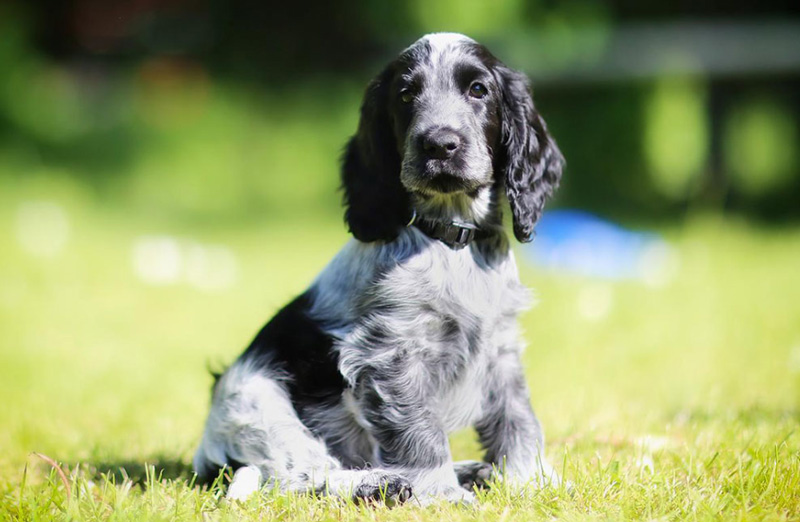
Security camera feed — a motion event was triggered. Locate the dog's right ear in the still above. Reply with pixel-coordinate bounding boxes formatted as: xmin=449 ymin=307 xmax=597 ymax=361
xmin=494 ymin=64 xmax=565 ymax=243
xmin=341 ymin=66 xmax=412 ymax=243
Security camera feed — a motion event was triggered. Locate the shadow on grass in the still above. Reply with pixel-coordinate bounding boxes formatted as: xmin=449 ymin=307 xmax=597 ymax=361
xmin=81 ymin=456 xmax=197 ymax=487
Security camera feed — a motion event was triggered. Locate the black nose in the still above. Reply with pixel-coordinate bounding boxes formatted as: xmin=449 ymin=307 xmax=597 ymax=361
xmin=419 ymin=128 xmax=461 ymax=160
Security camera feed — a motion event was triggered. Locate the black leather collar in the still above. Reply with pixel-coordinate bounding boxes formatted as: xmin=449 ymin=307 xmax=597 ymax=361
xmin=408 ymin=210 xmax=488 ymax=250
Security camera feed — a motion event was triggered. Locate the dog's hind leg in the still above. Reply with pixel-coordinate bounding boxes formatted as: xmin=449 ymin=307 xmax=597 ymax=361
xmin=193 ymin=360 xmax=336 ymax=495
xmin=226 ymin=465 xmax=263 ymax=500
xmin=193 ymin=360 xmax=411 ymax=503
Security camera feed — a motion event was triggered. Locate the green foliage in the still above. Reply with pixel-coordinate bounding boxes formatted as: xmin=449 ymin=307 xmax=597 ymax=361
xmin=644 ymin=76 xmax=709 ymax=199
xmin=1 ymin=2 xmax=798 ymax=221
xmin=724 ymin=96 xmax=798 ymax=197
xmin=409 ymin=0 xmax=525 ymax=36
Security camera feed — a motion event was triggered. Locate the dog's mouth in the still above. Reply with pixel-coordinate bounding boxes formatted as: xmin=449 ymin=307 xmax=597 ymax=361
xmin=425 ymin=172 xmax=467 ymax=194
xmin=401 ymin=149 xmax=491 ymax=196
xmin=415 ymin=158 xmax=475 ymax=194
xmin=406 ymin=169 xmax=485 ymax=196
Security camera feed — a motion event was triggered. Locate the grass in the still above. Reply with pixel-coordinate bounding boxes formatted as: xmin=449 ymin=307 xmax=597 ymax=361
xmin=1 ymin=181 xmax=799 ymax=521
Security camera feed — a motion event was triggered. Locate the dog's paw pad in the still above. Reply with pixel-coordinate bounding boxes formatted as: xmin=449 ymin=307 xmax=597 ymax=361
xmin=455 ymin=461 xmax=494 ymax=490
xmin=353 ymin=472 xmax=412 ymax=506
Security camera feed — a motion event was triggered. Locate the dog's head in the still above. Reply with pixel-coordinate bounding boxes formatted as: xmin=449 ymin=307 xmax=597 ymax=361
xmin=342 ymin=33 xmax=564 ymax=243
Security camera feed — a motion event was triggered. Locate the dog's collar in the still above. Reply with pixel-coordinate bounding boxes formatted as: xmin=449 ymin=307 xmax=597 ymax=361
xmin=407 ymin=209 xmax=487 ymax=250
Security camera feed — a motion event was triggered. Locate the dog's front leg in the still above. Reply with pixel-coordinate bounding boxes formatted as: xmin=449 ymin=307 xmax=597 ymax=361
xmin=355 ymin=376 xmax=474 ymax=504
xmin=475 ymin=348 xmax=559 ymax=489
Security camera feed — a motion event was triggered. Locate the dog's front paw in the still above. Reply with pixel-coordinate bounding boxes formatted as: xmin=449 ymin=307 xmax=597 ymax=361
xmin=454 ymin=460 xmax=494 ymax=490
xmin=352 ymin=471 xmax=413 ymax=506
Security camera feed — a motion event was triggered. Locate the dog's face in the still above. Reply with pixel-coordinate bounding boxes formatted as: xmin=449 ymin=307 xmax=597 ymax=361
xmin=342 ymin=33 xmax=564 ymax=243
xmin=391 ymin=34 xmax=500 ymax=197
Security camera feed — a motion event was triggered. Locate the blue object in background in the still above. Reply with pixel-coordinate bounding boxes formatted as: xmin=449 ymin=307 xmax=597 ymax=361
xmin=525 ymin=209 xmax=675 ymax=282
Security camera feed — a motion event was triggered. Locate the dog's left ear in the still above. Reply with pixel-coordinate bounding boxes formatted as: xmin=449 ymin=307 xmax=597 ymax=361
xmin=341 ymin=65 xmax=412 ymax=243
xmin=494 ymin=65 xmax=565 ymax=243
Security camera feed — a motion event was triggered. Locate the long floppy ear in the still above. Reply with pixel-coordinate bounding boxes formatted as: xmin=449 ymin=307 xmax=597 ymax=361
xmin=341 ymin=66 xmax=412 ymax=242
xmin=495 ymin=65 xmax=565 ymax=243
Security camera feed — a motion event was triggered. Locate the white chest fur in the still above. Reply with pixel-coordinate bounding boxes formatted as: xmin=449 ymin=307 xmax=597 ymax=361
xmin=310 ymin=230 xmax=529 ymax=424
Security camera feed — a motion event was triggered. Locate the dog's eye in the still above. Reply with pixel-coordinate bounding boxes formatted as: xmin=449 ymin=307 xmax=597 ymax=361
xmin=469 ymin=82 xmax=488 ymax=99
xmin=400 ymin=89 xmax=414 ymax=104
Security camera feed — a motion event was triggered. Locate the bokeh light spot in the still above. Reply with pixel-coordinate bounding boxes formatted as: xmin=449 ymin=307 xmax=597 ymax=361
xmin=185 ymin=243 xmax=238 ymax=292
xmin=576 ymin=283 xmax=614 ymax=322
xmin=15 ymin=201 xmax=70 ymax=258
xmin=724 ymin=97 xmax=798 ymax=196
xmin=644 ymin=76 xmax=709 ymax=199
xmin=132 ymin=236 xmax=182 ymax=286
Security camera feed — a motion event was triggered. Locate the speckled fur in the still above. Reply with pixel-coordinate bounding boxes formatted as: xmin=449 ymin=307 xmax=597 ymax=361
xmin=193 ymin=32 xmax=563 ymax=504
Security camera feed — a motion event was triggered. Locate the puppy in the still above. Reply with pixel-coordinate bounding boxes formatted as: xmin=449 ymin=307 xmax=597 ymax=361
xmin=193 ymin=32 xmax=564 ymax=504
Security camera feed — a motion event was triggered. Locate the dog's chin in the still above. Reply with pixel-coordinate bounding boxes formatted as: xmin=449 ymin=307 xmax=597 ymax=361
xmin=424 ymin=173 xmax=470 ymax=194
xmin=405 ymin=166 xmax=477 ymax=196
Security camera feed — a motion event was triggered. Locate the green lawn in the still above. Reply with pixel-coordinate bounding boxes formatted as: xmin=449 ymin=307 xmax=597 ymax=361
xmin=1 ymin=186 xmax=799 ymax=520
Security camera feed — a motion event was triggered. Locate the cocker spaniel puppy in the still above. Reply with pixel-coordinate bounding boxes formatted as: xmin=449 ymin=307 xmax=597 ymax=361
xmin=193 ymin=32 xmax=564 ymax=504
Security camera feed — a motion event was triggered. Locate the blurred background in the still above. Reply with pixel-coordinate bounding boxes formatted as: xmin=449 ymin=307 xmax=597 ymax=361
xmin=1 ymin=0 xmax=799 ymax=222
xmin=1 ymin=0 xmax=799 ymax=475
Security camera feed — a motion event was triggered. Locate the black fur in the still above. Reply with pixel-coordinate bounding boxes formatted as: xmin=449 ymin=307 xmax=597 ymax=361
xmin=194 ymin=34 xmax=564 ymax=504
xmin=341 ymin=65 xmax=413 ymax=242
xmin=242 ymin=293 xmax=344 ymax=411
xmin=494 ymin=64 xmax=565 ymax=242
xmin=341 ymin=38 xmax=563 ymax=244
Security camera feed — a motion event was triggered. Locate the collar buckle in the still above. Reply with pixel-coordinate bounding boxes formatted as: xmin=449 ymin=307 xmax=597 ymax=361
xmin=411 ymin=214 xmax=481 ymax=250
xmin=444 ymin=222 xmax=476 ymax=249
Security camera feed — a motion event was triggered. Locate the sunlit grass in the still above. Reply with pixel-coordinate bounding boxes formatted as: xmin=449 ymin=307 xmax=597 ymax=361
xmin=1 ymin=185 xmax=799 ymax=520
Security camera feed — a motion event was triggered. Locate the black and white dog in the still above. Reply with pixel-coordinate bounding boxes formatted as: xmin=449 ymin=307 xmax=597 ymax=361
xmin=193 ymin=32 xmax=564 ymax=504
